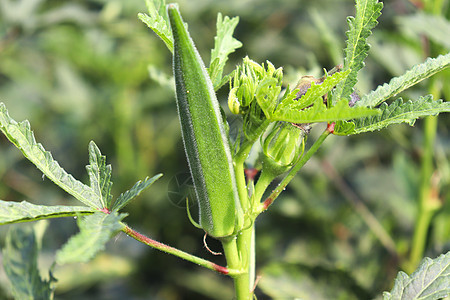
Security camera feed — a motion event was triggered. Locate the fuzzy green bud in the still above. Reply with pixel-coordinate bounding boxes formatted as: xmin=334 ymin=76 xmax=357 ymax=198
xmin=261 ymin=122 xmax=306 ymax=176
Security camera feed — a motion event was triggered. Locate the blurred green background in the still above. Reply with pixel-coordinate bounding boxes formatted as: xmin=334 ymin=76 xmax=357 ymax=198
xmin=0 ymin=0 xmax=449 ymax=299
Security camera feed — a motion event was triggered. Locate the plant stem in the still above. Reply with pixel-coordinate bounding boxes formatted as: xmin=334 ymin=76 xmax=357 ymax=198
xmin=122 ymin=224 xmax=242 ymax=276
xmin=234 ymin=120 xmax=271 ymax=210
xmin=234 ymin=140 xmax=254 ymax=211
xmin=257 ymin=124 xmax=333 ymax=213
xmin=222 ymin=236 xmax=252 ymax=300
xmin=253 ymin=169 xmax=275 ymax=206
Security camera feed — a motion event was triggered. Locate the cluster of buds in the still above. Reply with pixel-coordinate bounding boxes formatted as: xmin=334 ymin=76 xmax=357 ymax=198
xmin=228 ymin=57 xmax=283 ymax=141
xmin=228 ymin=56 xmax=283 ymax=115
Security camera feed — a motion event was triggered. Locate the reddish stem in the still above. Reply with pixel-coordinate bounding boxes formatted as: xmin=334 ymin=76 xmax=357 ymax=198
xmin=122 ymin=225 xmax=232 ymax=275
xmin=326 ymin=122 xmax=335 ymax=134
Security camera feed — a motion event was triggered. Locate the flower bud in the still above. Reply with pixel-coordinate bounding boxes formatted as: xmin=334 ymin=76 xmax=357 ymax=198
xmin=261 ymin=122 xmax=306 ymax=176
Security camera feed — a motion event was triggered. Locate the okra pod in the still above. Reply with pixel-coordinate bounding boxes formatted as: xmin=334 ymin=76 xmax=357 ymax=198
xmin=168 ymin=4 xmax=243 ymax=238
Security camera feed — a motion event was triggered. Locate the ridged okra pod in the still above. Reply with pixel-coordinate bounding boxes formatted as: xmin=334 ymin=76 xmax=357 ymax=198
xmin=168 ymin=4 xmax=243 ymax=238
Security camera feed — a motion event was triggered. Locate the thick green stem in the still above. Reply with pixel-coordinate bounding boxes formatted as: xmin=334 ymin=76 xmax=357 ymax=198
xmin=122 ymin=224 xmax=242 ymax=276
xmin=222 ymin=236 xmax=252 ymax=300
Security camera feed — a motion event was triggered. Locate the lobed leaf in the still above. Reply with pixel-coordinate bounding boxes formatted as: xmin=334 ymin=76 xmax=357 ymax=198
xmin=56 ymin=212 xmax=126 ymax=265
xmin=272 ymin=97 xmax=379 ymax=124
xmin=279 ymin=70 xmax=350 ymax=112
xmin=383 ymin=251 xmax=450 ymax=300
xmin=332 ymin=0 xmax=383 ymax=104
xmin=0 ymin=103 xmax=99 ymax=209
xmin=357 ymin=53 xmax=450 ymax=108
xmin=86 ymin=141 xmax=113 ymax=209
xmin=138 ymin=0 xmax=173 ymax=53
xmin=2 ymin=224 xmax=55 ymax=300
xmin=111 ymin=173 xmax=163 ymax=212
xmin=337 ymin=96 xmax=450 ymax=135
xmin=208 ymin=13 xmax=242 ymax=89
xmin=0 ymin=200 xmax=93 ymax=225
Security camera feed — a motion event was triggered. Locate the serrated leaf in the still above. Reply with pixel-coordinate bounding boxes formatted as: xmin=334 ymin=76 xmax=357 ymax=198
xmin=272 ymin=97 xmax=379 ymax=124
xmin=0 ymin=200 xmax=93 ymax=225
xmin=208 ymin=13 xmax=242 ymax=89
xmin=340 ymin=96 xmax=450 ymax=135
xmin=332 ymin=0 xmax=383 ymax=104
xmin=86 ymin=141 xmax=113 ymax=209
xmin=56 ymin=212 xmax=126 ymax=265
xmin=333 ymin=120 xmax=356 ymax=135
xmin=138 ymin=0 xmax=173 ymax=53
xmin=357 ymin=53 xmax=450 ymax=108
xmin=383 ymin=251 xmax=450 ymax=300
xmin=0 ymin=103 xmax=99 ymax=209
xmin=280 ymin=70 xmax=350 ymax=112
xmin=111 ymin=173 xmax=163 ymax=212
xmin=2 ymin=224 xmax=55 ymax=300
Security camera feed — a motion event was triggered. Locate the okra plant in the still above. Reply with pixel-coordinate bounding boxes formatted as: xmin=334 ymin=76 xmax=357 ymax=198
xmin=1 ymin=0 xmax=449 ymax=299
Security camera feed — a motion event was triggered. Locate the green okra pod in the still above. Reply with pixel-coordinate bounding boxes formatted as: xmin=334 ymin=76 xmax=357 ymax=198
xmin=167 ymin=4 xmax=243 ymax=238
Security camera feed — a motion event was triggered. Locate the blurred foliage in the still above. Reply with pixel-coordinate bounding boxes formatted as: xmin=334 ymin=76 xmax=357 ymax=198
xmin=0 ymin=0 xmax=448 ymax=299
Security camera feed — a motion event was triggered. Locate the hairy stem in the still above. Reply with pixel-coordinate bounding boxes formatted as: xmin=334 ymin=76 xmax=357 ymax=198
xmin=122 ymin=224 xmax=241 ymax=276
xmin=234 ymin=140 xmax=254 ymax=211
xmin=222 ymin=236 xmax=252 ymax=300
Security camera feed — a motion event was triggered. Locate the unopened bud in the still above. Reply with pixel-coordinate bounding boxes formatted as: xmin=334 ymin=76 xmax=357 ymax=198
xmin=262 ymin=122 xmax=306 ymax=176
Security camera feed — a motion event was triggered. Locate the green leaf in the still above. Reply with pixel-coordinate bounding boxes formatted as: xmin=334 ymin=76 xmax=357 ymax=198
xmin=272 ymin=97 xmax=379 ymax=124
xmin=279 ymin=70 xmax=350 ymax=112
xmin=56 ymin=212 xmax=126 ymax=265
xmin=86 ymin=141 xmax=113 ymax=209
xmin=338 ymin=96 xmax=450 ymax=135
xmin=383 ymin=251 xmax=450 ymax=300
xmin=208 ymin=13 xmax=242 ymax=89
xmin=111 ymin=173 xmax=163 ymax=212
xmin=138 ymin=0 xmax=173 ymax=53
xmin=332 ymin=0 xmax=383 ymax=104
xmin=0 ymin=200 xmax=93 ymax=225
xmin=255 ymin=78 xmax=282 ymax=118
xmin=333 ymin=120 xmax=356 ymax=135
xmin=0 ymin=103 xmax=99 ymax=209
xmin=2 ymin=223 xmax=55 ymax=300
xmin=357 ymin=53 xmax=450 ymax=108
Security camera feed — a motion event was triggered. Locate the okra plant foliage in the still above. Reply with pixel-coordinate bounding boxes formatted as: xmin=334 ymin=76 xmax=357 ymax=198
xmin=0 ymin=0 xmax=449 ymax=299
